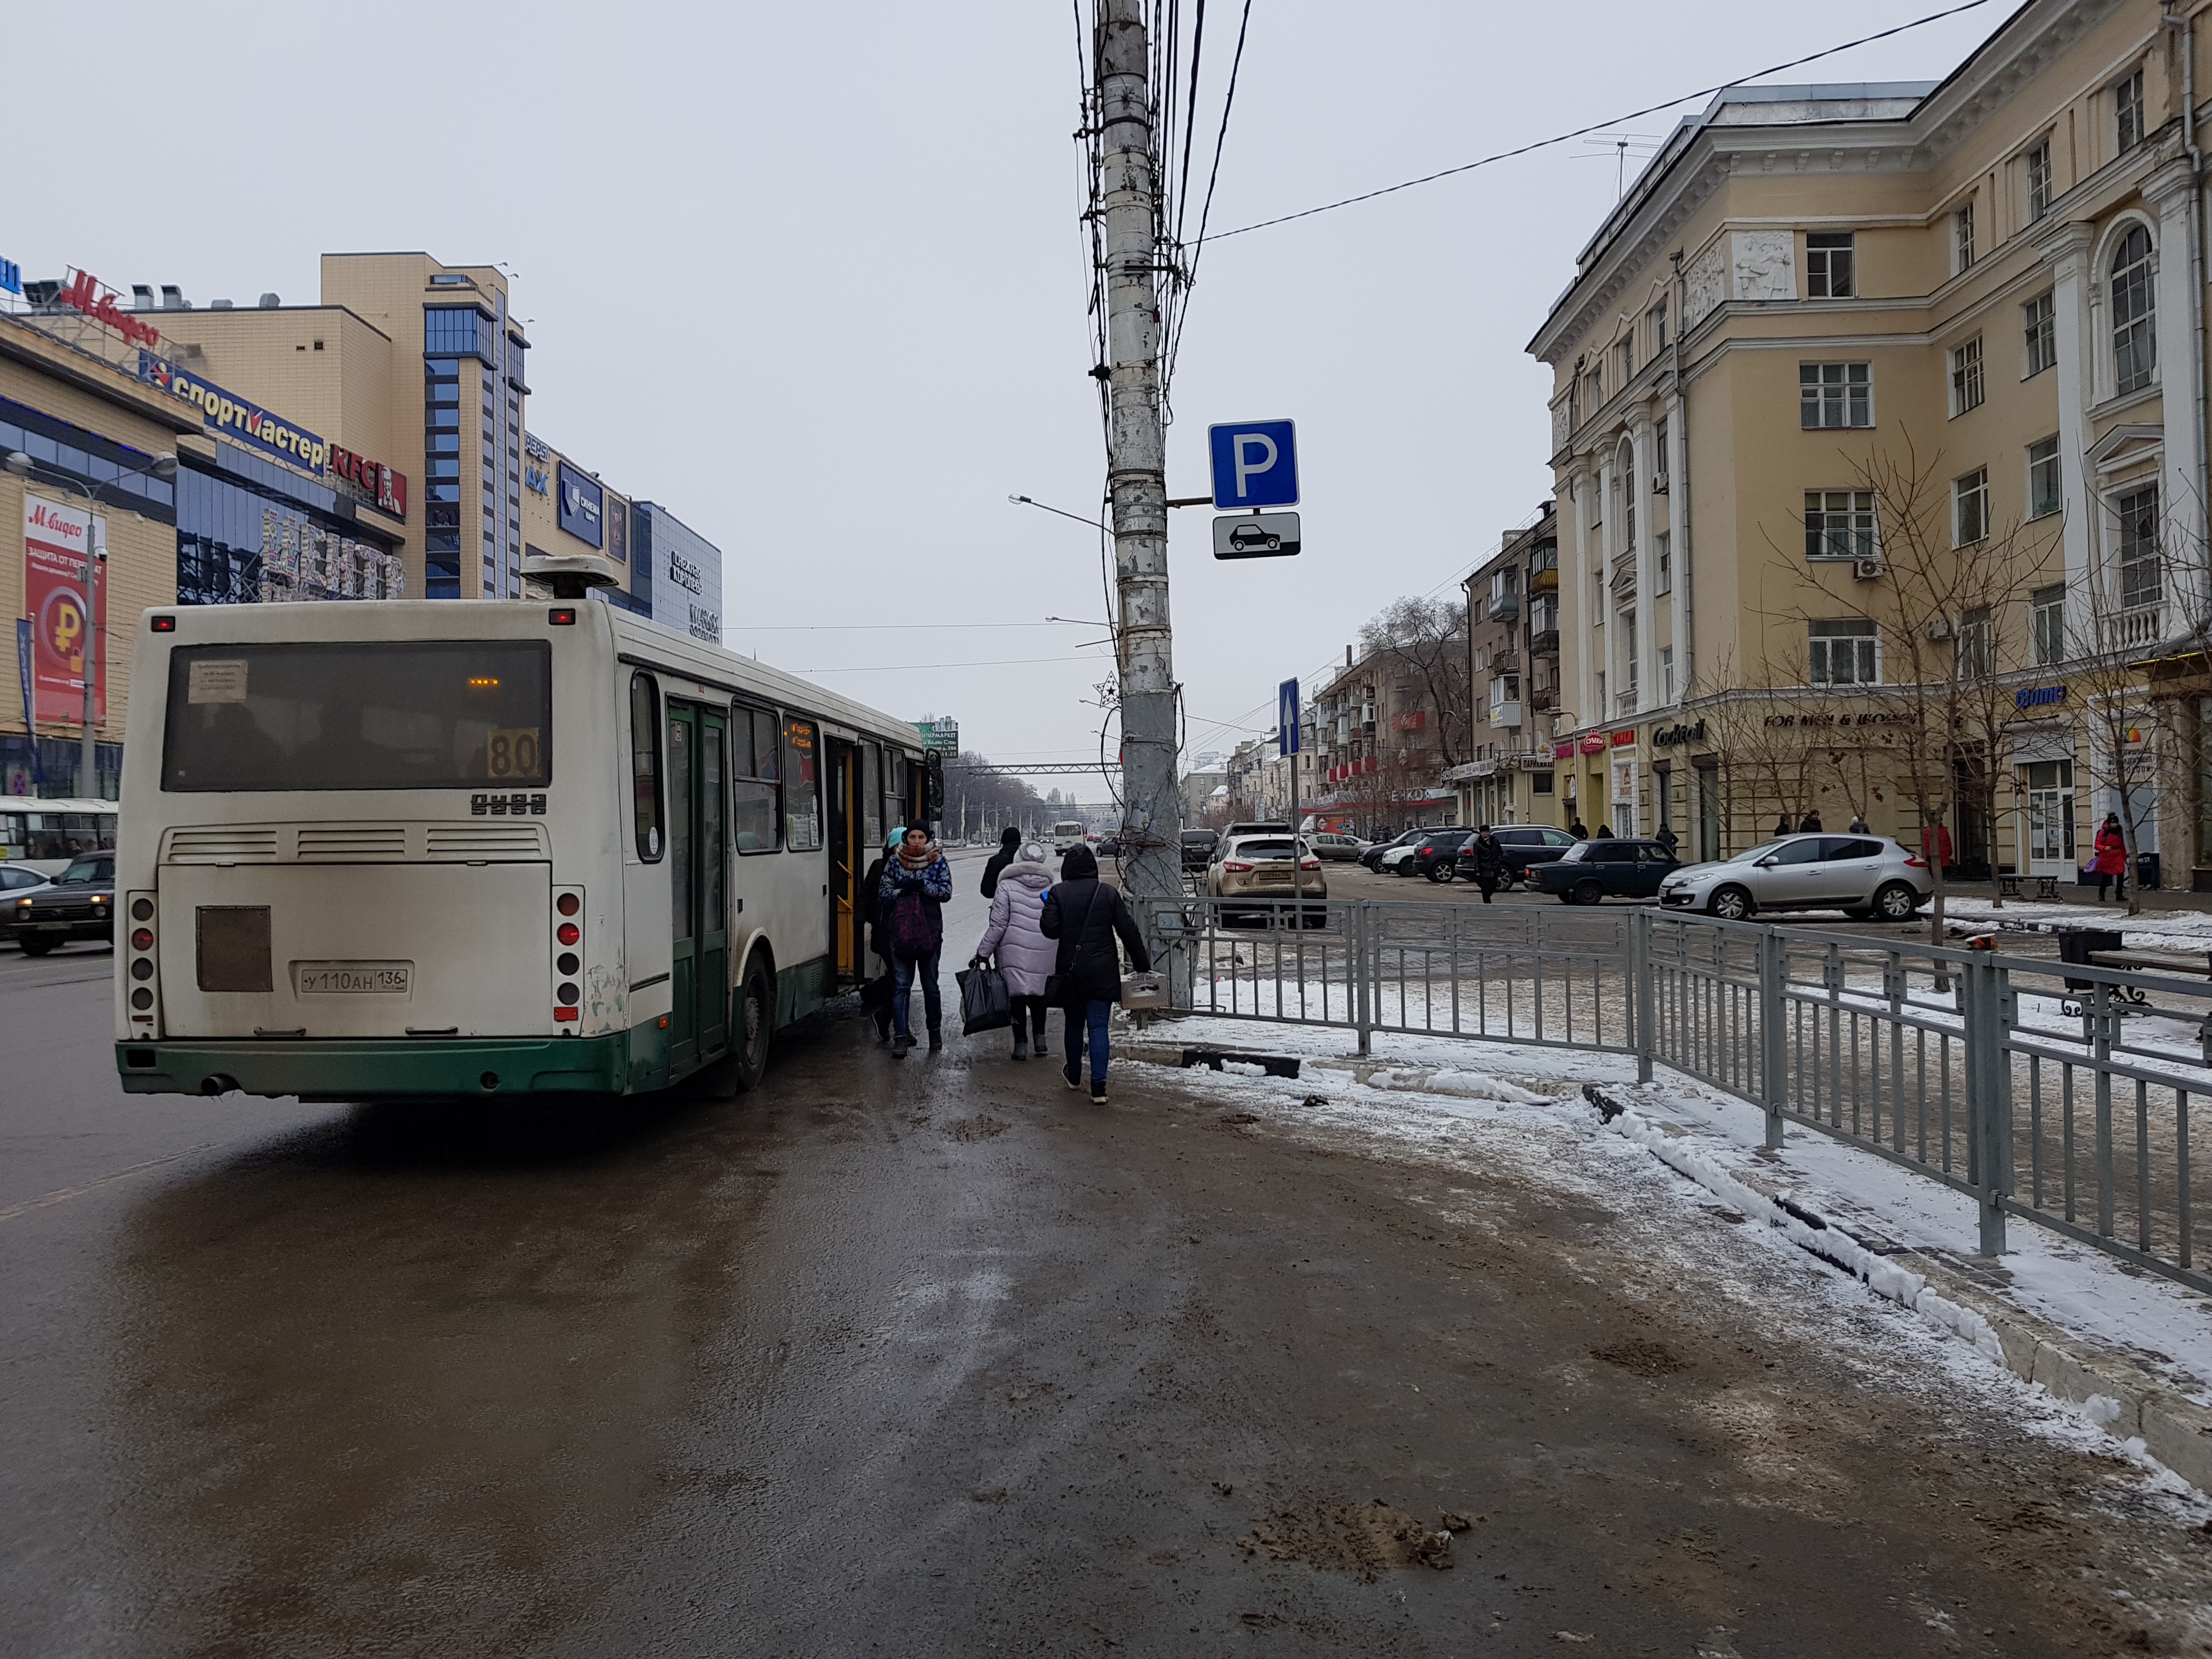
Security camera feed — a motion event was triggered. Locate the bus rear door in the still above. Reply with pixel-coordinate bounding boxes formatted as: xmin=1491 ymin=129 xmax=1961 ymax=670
xmin=666 ymin=702 xmax=730 ymax=1073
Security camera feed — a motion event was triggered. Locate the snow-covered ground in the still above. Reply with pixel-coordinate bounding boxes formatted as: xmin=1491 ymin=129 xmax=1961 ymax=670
xmin=1121 ymin=1011 xmax=2212 ymax=1415
xmin=1941 ymin=893 xmax=2212 ymax=947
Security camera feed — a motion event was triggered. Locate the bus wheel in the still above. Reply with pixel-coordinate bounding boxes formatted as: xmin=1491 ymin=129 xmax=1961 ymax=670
xmin=731 ymin=956 xmax=775 ymax=1093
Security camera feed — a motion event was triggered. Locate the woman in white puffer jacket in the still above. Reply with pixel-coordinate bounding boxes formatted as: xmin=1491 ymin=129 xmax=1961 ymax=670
xmin=974 ymin=842 xmax=1056 ymax=1059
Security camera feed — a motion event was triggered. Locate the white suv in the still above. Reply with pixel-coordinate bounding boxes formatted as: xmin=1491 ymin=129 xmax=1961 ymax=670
xmin=1658 ymin=833 xmax=1931 ymax=922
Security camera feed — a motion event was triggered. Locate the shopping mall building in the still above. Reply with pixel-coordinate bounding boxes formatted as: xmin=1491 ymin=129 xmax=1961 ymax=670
xmin=1 ymin=249 xmax=721 ymax=800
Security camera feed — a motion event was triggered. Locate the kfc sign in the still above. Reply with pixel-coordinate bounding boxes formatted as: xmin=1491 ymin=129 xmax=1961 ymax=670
xmin=331 ymin=445 xmax=407 ymax=520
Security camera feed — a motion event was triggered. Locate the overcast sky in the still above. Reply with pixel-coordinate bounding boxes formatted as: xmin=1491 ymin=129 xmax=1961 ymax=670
xmin=10 ymin=0 xmax=2003 ymax=798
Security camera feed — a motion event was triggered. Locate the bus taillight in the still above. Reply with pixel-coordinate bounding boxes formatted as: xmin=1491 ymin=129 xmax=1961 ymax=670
xmin=552 ymin=887 xmax=585 ymax=1028
xmin=125 ymin=891 xmax=158 ymax=1024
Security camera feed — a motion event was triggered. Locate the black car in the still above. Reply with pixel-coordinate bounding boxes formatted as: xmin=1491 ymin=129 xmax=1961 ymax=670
xmin=1360 ymin=828 xmax=1425 ymax=871
xmin=1181 ymin=829 xmax=1220 ymax=871
xmin=1399 ymin=828 xmax=1474 ymax=882
xmin=1094 ymin=837 xmax=1121 ymax=857
xmin=12 ymin=851 xmax=115 ymax=954
xmin=1455 ymin=825 xmax=1580 ymax=887
xmin=1531 ymin=838 xmax=1679 ymax=905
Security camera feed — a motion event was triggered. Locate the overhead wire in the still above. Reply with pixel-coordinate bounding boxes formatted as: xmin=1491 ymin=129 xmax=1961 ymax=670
xmin=1194 ymin=0 xmax=2000 ymax=246
xmin=1161 ymin=0 xmax=1250 ymax=404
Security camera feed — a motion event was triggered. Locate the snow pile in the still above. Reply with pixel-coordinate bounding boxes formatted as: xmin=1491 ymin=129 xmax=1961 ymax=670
xmin=1601 ymin=1101 xmax=2007 ymax=1367
xmin=1365 ymin=1065 xmax=1548 ymax=1105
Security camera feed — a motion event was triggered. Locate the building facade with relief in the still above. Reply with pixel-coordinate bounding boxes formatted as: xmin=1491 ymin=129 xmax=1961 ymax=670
xmin=1531 ymin=0 xmax=2212 ymax=884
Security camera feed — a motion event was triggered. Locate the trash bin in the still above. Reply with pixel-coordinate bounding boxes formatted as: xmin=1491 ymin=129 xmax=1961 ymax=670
xmin=2057 ymin=926 xmax=2124 ymax=991
xmin=2136 ymin=851 xmax=2161 ymax=890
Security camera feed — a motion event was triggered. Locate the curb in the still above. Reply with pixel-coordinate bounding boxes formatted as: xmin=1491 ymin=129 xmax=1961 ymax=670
xmin=1584 ymin=1084 xmax=2212 ymax=1496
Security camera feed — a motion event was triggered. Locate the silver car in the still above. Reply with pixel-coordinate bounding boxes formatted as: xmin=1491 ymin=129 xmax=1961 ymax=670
xmin=1657 ymin=833 xmax=1931 ymax=922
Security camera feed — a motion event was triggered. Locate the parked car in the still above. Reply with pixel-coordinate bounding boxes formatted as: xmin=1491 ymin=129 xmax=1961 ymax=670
xmin=1220 ymin=821 xmax=1291 ymax=842
xmin=1395 ymin=828 xmax=1474 ymax=882
xmin=10 ymin=850 xmax=115 ymax=954
xmin=1361 ymin=829 xmax=1425 ymax=872
xmin=1532 ymin=838 xmax=1680 ymax=904
xmin=1181 ymin=829 xmax=1221 ymax=871
xmin=1658 ymin=833 xmax=1931 ymax=922
xmin=1455 ymin=825 xmax=1579 ymax=887
xmin=1305 ymin=831 xmax=1369 ymax=861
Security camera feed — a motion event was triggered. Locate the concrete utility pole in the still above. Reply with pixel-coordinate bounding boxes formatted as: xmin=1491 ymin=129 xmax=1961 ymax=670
xmin=1096 ymin=0 xmax=1178 ymax=945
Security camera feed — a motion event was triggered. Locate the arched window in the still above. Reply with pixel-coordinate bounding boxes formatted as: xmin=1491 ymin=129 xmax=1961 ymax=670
xmin=2112 ymin=224 xmax=2156 ymax=394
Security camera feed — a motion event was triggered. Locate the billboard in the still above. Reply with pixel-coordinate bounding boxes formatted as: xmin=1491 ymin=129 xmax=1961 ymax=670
xmin=23 ymin=498 xmax=106 ymax=724
xmin=557 ymin=463 xmax=603 ymax=548
xmin=138 ymin=351 xmax=328 ymax=475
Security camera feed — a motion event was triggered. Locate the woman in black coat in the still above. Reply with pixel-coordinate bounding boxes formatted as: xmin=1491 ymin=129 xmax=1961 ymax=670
xmin=1039 ymin=843 xmax=1151 ymax=1103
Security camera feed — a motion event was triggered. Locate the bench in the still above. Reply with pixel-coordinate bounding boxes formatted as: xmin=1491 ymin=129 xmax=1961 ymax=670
xmin=1996 ymin=874 xmax=2060 ymax=900
xmin=2086 ymin=948 xmax=2212 ymax=979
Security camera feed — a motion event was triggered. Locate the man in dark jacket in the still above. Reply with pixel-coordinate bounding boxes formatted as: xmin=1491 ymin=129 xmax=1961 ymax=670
xmin=1466 ymin=824 xmax=1504 ymax=904
xmin=1039 ymin=843 xmax=1150 ymax=1104
xmin=859 ymin=833 xmax=896 ymax=1041
xmin=980 ymin=825 xmax=1022 ymax=899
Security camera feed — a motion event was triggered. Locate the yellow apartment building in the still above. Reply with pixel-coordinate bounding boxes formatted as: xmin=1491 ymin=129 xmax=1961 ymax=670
xmin=1532 ymin=0 xmax=2212 ymax=887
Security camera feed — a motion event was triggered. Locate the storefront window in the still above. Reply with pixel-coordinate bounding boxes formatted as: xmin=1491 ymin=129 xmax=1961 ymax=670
xmin=176 ymin=464 xmax=401 ymax=607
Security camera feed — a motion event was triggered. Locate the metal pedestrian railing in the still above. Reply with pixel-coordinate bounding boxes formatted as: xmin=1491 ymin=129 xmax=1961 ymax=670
xmin=1138 ymin=895 xmax=2208 ymax=1294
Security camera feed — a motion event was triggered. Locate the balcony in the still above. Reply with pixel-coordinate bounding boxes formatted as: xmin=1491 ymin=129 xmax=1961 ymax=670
xmin=1487 ymin=595 xmax=1521 ymax=622
xmin=1528 ymin=628 xmax=1560 ymax=658
xmin=1529 ymin=566 xmax=1559 ymax=592
xmin=1490 ymin=701 xmax=1523 ymax=729
xmin=1616 ymin=689 xmax=1638 ymax=716
xmin=2105 ymin=603 xmax=2167 ymax=652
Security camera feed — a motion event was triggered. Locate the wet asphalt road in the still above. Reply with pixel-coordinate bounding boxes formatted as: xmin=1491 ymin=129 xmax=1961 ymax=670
xmin=4 ymin=850 xmax=2207 ymax=1656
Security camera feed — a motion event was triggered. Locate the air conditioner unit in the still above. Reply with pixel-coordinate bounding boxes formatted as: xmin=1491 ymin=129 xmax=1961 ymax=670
xmin=1926 ymin=617 xmax=1953 ymax=640
xmin=1651 ymin=473 xmax=1670 ymax=494
xmin=1852 ymin=558 xmax=1883 ymax=580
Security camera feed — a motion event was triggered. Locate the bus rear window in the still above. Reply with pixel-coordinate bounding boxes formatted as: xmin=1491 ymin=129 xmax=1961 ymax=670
xmin=161 ymin=641 xmax=553 ymax=792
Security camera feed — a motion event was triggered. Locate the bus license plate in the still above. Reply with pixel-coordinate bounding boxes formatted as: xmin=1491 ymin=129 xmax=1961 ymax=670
xmin=294 ymin=961 xmax=413 ymax=995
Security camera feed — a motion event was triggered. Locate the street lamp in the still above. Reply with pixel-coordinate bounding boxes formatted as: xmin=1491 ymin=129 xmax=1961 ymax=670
xmin=3 ymin=448 xmax=179 ymax=798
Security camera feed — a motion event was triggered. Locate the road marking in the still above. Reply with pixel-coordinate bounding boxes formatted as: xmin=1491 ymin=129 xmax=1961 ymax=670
xmin=0 ymin=1143 xmax=217 ymax=1222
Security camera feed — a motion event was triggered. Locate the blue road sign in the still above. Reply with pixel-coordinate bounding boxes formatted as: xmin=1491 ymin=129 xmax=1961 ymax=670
xmin=1210 ymin=419 xmax=1299 ymax=510
xmin=1278 ymin=678 xmax=1300 ymax=757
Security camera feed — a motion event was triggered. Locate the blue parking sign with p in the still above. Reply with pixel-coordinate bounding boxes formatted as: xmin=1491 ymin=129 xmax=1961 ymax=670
xmin=1210 ymin=419 xmax=1298 ymax=510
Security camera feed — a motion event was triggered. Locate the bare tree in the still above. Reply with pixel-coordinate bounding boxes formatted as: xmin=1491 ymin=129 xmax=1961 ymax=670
xmin=1359 ymin=597 xmax=1473 ymax=769
xmin=1754 ymin=437 xmax=2057 ymax=938
xmin=2061 ymin=498 xmax=2212 ymax=917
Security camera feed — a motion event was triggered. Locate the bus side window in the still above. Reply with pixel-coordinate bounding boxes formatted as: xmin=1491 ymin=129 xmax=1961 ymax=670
xmin=731 ymin=703 xmax=780 ymax=853
xmin=630 ymin=672 xmax=664 ymax=860
xmin=782 ymin=717 xmax=822 ymax=851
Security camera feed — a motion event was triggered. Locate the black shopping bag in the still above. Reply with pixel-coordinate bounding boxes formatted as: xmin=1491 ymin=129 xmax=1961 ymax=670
xmin=956 ymin=962 xmax=1012 ymax=1035
xmin=859 ymin=973 xmax=893 ymax=1012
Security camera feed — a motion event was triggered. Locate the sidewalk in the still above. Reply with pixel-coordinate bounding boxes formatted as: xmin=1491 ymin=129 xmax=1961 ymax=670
xmin=1114 ymin=1011 xmax=2212 ymax=1496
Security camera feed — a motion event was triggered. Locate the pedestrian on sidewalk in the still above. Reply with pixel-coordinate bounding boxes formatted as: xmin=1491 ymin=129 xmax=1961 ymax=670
xmin=860 ymin=831 xmax=897 ymax=1041
xmin=1798 ymin=810 xmax=1824 ymax=833
xmin=879 ymin=825 xmax=952 ymax=1055
xmin=1040 ymin=843 xmax=1151 ymax=1104
xmin=1567 ymin=816 xmax=1588 ymax=840
xmin=974 ymin=840 xmax=1055 ymax=1059
xmin=2092 ymin=812 xmax=2130 ymax=904
xmin=1848 ymin=813 xmax=1870 ymax=834
xmin=1655 ymin=822 xmax=1679 ymax=855
xmin=1775 ymin=814 xmax=1793 ymax=838
xmin=980 ymin=825 xmax=1022 ymax=899
xmin=1467 ymin=824 xmax=1504 ymax=903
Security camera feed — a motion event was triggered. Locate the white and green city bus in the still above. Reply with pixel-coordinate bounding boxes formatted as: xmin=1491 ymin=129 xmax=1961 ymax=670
xmin=112 ymin=599 xmax=936 ymax=1101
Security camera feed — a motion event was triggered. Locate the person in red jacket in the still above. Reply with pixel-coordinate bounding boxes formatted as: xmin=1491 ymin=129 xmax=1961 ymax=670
xmin=1921 ymin=822 xmax=1954 ymax=871
xmin=2092 ymin=812 xmax=2130 ymax=903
